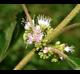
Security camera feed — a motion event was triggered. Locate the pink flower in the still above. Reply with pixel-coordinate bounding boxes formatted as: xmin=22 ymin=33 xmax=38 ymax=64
xmin=32 ymin=25 xmax=44 ymax=43
xmin=27 ymin=32 xmax=44 ymax=44
xmin=27 ymin=25 xmax=44 ymax=44
xmin=43 ymin=47 xmax=52 ymax=53
xmin=33 ymin=32 xmax=44 ymax=43
xmin=27 ymin=33 xmax=33 ymax=44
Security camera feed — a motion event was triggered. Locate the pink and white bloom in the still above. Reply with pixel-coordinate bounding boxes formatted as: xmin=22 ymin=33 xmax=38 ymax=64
xmin=37 ymin=15 xmax=51 ymax=28
xmin=32 ymin=25 xmax=44 ymax=43
xmin=33 ymin=32 xmax=44 ymax=43
xmin=27 ymin=25 xmax=44 ymax=44
xmin=27 ymin=33 xmax=33 ymax=44
xmin=43 ymin=47 xmax=49 ymax=53
xmin=43 ymin=47 xmax=51 ymax=53
xmin=33 ymin=25 xmax=41 ymax=33
xmin=24 ymin=20 xmax=35 ymax=30
xmin=24 ymin=22 xmax=31 ymax=30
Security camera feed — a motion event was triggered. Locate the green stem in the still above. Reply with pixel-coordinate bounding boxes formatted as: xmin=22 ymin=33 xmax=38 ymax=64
xmin=13 ymin=49 xmax=35 ymax=70
xmin=44 ymin=4 xmax=80 ymax=43
xmin=21 ymin=4 xmax=34 ymax=29
xmin=62 ymin=23 xmax=80 ymax=33
xmin=21 ymin=4 xmax=32 ymax=25
xmin=66 ymin=57 xmax=79 ymax=69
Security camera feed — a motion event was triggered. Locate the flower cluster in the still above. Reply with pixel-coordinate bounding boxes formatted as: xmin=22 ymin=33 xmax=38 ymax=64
xmin=38 ymin=41 xmax=74 ymax=62
xmin=23 ymin=15 xmax=75 ymax=62
xmin=23 ymin=15 xmax=52 ymax=50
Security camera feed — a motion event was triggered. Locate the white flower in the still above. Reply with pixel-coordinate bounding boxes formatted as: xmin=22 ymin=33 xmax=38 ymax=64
xmin=60 ymin=57 xmax=63 ymax=60
xmin=43 ymin=47 xmax=49 ymax=53
xmin=37 ymin=15 xmax=51 ymax=28
xmin=64 ymin=46 xmax=74 ymax=53
xmin=24 ymin=22 xmax=31 ymax=30
xmin=43 ymin=47 xmax=51 ymax=53
xmin=24 ymin=20 xmax=35 ymax=30
xmin=33 ymin=25 xmax=41 ymax=33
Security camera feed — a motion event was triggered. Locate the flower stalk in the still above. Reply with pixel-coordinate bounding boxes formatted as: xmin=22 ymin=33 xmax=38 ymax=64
xmin=44 ymin=4 xmax=80 ymax=43
xmin=21 ymin=4 xmax=34 ymax=29
xmin=13 ymin=49 xmax=35 ymax=70
xmin=62 ymin=23 xmax=80 ymax=33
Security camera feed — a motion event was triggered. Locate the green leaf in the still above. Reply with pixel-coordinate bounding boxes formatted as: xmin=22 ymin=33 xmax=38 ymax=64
xmin=0 ymin=4 xmax=22 ymax=62
xmin=0 ymin=30 xmax=5 ymax=53
xmin=0 ymin=22 xmax=16 ymax=62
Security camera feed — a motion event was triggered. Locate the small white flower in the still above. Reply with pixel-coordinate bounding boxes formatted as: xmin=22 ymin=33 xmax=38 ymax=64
xmin=43 ymin=47 xmax=49 ymax=53
xmin=24 ymin=22 xmax=31 ymax=30
xmin=24 ymin=20 xmax=35 ymax=30
xmin=43 ymin=47 xmax=52 ymax=53
xmin=60 ymin=57 xmax=63 ymax=60
xmin=64 ymin=46 xmax=74 ymax=53
xmin=37 ymin=15 xmax=51 ymax=28
xmin=33 ymin=25 xmax=41 ymax=33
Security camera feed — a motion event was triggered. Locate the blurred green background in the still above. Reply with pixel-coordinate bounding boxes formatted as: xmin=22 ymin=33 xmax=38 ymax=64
xmin=0 ymin=4 xmax=80 ymax=70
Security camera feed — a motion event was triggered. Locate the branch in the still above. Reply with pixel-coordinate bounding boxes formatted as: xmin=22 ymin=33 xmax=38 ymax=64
xmin=13 ymin=49 xmax=35 ymax=70
xmin=21 ymin=4 xmax=34 ymax=29
xmin=44 ymin=4 xmax=80 ymax=43
xmin=62 ymin=23 xmax=80 ymax=33
xmin=13 ymin=4 xmax=35 ymax=70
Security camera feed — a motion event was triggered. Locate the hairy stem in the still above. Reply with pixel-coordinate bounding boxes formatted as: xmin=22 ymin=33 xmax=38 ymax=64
xmin=13 ymin=49 xmax=35 ymax=70
xmin=21 ymin=4 xmax=34 ymax=29
xmin=44 ymin=4 xmax=80 ymax=43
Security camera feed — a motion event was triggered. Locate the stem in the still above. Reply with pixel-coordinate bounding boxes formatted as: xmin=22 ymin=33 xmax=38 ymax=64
xmin=74 ymin=67 xmax=80 ymax=70
xmin=21 ymin=4 xmax=34 ymax=29
xmin=13 ymin=49 xmax=35 ymax=70
xmin=13 ymin=4 xmax=35 ymax=70
xmin=62 ymin=23 xmax=80 ymax=33
xmin=66 ymin=57 xmax=79 ymax=69
xmin=44 ymin=4 xmax=80 ymax=43
xmin=52 ymin=48 xmax=79 ymax=69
